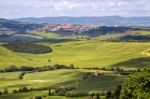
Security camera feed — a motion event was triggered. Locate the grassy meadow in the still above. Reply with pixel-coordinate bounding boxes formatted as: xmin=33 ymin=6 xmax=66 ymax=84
xmin=0 ymin=30 xmax=150 ymax=98
xmin=0 ymin=69 xmax=122 ymax=92
xmin=0 ymin=40 xmax=150 ymax=69
xmin=0 ymin=69 xmax=123 ymax=99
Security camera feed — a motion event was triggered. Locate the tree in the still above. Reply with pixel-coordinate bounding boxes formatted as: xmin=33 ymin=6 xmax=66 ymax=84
xmin=120 ymin=71 xmax=150 ymax=99
xmin=90 ymin=92 xmax=95 ymax=98
xmin=5 ymin=65 xmax=18 ymax=72
xmin=69 ymin=64 xmax=75 ymax=69
xmin=13 ymin=90 xmax=18 ymax=93
xmin=96 ymin=93 xmax=101 ymax=99
xmin=3 ymin=89 xmax=8 ymax=94
xmin=48 ymin=59 xmax=51 ymax=62
xmin=0 ymin=91 xmax=3 ymax=95
xmin=114 ymin=85 xmax=121 ymax=99
xmin=48 ymin=89 xmax=52 ymax=96
xmin=106 ymin=91 xmax=112 ymax=99
xmin=19 ymin=87 xmax=28 ymax=92
xmin=35 ymin=96 xmax=42 ymax=99
xmin=19 ymin=72 xmax=26 ymax=80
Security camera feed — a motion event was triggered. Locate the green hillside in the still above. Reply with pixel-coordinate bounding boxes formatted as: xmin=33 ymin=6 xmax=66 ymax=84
xmin=0 ymin=69 xmax=124 ymax=99
xmin=96 ymin=30 xmax=150 ymax=42
xmin=50 ymin=41 xmax=150 ymax=68
xmin=0 ymin=30 xmax=150 ymax=99
xmin=0 ymin=39 xmax=150 ymax=69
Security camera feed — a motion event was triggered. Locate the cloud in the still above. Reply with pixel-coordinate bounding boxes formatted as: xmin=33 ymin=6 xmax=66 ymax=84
xmin=54 ymin=0 xmax=77 ymax=11
xmin=0 ymin=0 xmax=149 ymax=18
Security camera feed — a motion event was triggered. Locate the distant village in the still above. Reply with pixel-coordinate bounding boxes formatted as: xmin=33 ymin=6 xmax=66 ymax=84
xmin=38 ymin=24 xmax=99 ymax=34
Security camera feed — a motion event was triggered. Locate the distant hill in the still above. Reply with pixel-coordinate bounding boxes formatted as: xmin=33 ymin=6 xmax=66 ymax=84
xmin=0 ymin=19 xmax=41 ymax=31
xmin=0 ymin=18 xmax=43 ymax=42
xmin=1 ymin=18 xmax=150 ymax=43
xmin=14 ymin=16 xmax=150 ymax=26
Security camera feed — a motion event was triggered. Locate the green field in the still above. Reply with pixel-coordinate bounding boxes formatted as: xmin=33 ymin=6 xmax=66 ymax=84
xmin=0 ymin=90 xmax=84 ymax=99
xmin=33 ymin=32 xmax=61 ymax=39
xmin=0 ymin=30 xmax=150 ymax=99
xmin=0 ymin=40 xmax=150 ymax=69
xmin=0 ymin=69 xmax=122 ymax=92
xmin=0 ymin=92 xmax=85 ymax=99
xmin=0 ymin=69 xmax=123 ymax=99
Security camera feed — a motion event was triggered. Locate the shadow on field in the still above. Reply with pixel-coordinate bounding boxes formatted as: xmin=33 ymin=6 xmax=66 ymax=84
xmin=111 ymin=57 xmax=150 ymax=68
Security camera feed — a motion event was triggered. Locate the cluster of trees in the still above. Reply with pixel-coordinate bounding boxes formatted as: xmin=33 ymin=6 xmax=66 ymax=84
xmin=3 ymin=43 xmax=53 ymax=54
xmin=1 ymin=66 xmax=35 ymax=72
xmin=103 ymin=69 xmax=150 ymax=99
xmin=83 ymin=67 xmax=144 ymax=75
xmin=76 ymin=36 xmax=90 ymax=40
xmin=2 ymin=87 xmax=29 ymax=95
xmin=84 ymin=67 xmax=119 ymax=71
xmin=0 ymin=64 xmax=76 ymax=72
xmin=0 ymin=89 xmax=9 ymax=95
xmin=119 ymin=70 xmax=150 ymax=99
xmin=48 ymin=86 xmax=76 ymax=97
xmin=34 ymin=87 xmax=88 ymax=99
xmin=1 ymin=60 xmax=146 ymax=73
xmin=0 ymin=87 xmax=46 ymax=96
xmin=84 ymin=68 xmax=150 ymax=99
xmin=83 ymin=26 xmax=132 ymax=37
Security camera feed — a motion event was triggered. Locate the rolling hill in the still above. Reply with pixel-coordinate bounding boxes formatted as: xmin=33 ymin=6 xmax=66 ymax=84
xmin=0 ymin=18 xmax=150 ymax=99
xmin=14 ymin=16 xmax=150 ymax=26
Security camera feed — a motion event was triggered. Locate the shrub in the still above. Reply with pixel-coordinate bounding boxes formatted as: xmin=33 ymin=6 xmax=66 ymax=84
xmin=20 ymin=66 xmax=34 ymax=71
xmin=19 ymin=72 xmax=26 ymax=80
xmin=69 ymin=64 xmax=75 ymax=69
xmin=1 ymin=64 xmax=78 ymax=72
xmin=114 ymin=85 xmax=121 ymax=99
xmin=48 ymin=89 xmax=52 ymax=96
xmin=13 ymin=90 xmax=18 ymax=93
xmin=102 ymin=67 xmax=106 ymax=70
xmin=18 ymin=87 xmax=29 ymax=92
xmin=64 ymin=86 xmax=75 ymax=91
xmin=90 ymin=92 xmax=96 ymax=97
xmin=65 ymin=92 xmax=89 ymax=97
xmin=0 ymin=91 xmax=3 ymax=95
xmin=4 ymin=65 xmax=18 ymax=72
xmin=34 ymin=96 xmax=42 ymax=99
xmin=96 ymin=93 xmax=101 ymax=99
xmin=105 ymin=91 xmax=112 ymax=99
xmin=137 ymin=68 xmax=141 ymax=72
xmin=3 ymin=66 xmax=35 ymax=72
xmin=119 ymin=72 xmax=130 ymax=75
xmin=56 ymin=91 xmax=66 ymax=96
xmin=54 ymin=64 xmax=68 ymax=69
xmin=3 ymin=89 xmax=8 ymax=94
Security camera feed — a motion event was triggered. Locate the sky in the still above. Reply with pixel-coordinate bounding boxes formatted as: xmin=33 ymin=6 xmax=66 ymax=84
xmin=0 ymin=0 xmax=150 ymax=19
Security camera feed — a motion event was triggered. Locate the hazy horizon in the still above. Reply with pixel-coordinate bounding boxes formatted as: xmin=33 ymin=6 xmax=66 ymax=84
xmin=0 ymin=0 xmax=150 ymax=19
xmin=5 ymin=15 xmax=150 ymax=20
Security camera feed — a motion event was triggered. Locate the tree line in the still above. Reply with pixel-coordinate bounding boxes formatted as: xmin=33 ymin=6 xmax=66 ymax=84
xmin=0 ymin=65 xmax=145 ymax=74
